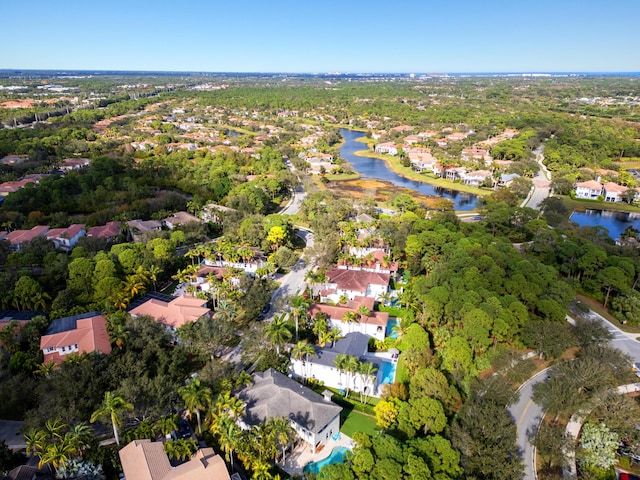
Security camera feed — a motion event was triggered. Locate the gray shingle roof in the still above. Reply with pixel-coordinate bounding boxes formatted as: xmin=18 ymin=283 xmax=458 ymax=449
xmin=311 ymin=332 xmax=370 ymax=368
xmin=238 ymin=369 xmax=342 ymax=435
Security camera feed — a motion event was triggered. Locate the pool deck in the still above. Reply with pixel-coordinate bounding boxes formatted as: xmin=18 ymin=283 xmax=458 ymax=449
xmin=280 ymin=432 xmax=353 ymax=477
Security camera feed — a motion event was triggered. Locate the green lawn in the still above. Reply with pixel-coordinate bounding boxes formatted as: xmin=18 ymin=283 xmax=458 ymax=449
xmin=340 ymin=410 xmax=378 ymax=438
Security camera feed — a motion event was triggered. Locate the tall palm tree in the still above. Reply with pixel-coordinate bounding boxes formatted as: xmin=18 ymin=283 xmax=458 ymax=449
xmin=269 ymin=416 xmax=295 ymax=463
xmin=214 ymin=414 xmax=242 ymax=472
xmin=178 ymin=379 xmax=212 ymax=435
xmin=342 ymin=311 xmax=358 ymax=333
xmin=90 ymin=391 xmax=133 ymax=446
xmin=329 ymin=327 xmax=342 ymax=347
xmin=344 ymin=355 xmax=359 ymax=397
xmin=213 ymin=391 xmax=245 ymax=420
xmin=214 ymin=298 xmax=237 ymax=323
xmin=264 ymin=314 xmax=291 ymax=355
xmin=334 ymin=353 xmax=348 ymax=389
xmin=290 ymin=294 xmax=310 ymax=342
xmin=292 ymin=341 xmax=315 ymax=380
xmin=357 ymin=362 xmax=378 ymax=404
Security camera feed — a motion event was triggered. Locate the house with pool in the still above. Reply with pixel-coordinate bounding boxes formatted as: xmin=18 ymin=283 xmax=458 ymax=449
xmin=308 ymin=297 xmax=390 ymax=342
xmin=237 ymin=369 xmax=342 ymax=455
xmin=290 ymin=332 xmax=397 ymax=398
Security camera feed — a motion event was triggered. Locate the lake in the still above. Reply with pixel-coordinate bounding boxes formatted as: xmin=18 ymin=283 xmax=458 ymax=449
xmin=339 ymin=129 xmax=479 ymax=210
xmin=570 ymin=209 xmax=640 ymax=240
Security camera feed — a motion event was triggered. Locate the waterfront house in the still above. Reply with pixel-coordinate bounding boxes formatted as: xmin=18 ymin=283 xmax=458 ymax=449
xmin=574 ymin=180 xmax=603 ymax=199
xmin=238 ymin=369 xmax=342 ymax=455
xmin=602 ymin=182 xmax=627 ymax=202
xmin=374 ymin=142 xmax=398 ymax=156
xmin=462 ymin=170 xmax=492 ymax=187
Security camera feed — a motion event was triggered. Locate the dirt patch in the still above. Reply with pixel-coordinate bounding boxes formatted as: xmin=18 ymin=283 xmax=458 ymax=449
xmin=325 ymin=178 xmax=454 ymax=210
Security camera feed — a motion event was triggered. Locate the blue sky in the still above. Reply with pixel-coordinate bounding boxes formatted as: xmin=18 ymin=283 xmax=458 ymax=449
xmin=2 ymin=0 xmax=639 ymax=73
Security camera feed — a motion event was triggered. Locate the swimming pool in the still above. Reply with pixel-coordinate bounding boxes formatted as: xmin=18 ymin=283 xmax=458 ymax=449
xmin=379 ymin=360 xmax=396 ymax=384
xmin=386 ymin=319 xmax=399 ymax=339
xmin=303 ymin=446 xmax=349 ymax=475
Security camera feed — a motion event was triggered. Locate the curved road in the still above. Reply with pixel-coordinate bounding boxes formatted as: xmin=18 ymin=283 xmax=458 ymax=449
xmin=512 ymin=309 xmax=640 ymax=480
xmin=521 ymin=145 xmax=551 ymax=211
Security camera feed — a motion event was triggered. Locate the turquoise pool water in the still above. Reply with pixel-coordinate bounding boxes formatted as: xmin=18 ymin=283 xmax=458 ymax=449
xmin=379 ymin=360 xmax=396 ymax=384
xmin=386 ymin=319 xmax=399 ymax=339
xmin=303 ymin=446 xmax=349 ymax=475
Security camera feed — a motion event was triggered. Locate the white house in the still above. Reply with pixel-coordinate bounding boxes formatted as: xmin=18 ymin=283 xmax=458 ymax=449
xmin=238 ymin=369 xmax=342 ymax=454
xmin=374 ymin=142 xmax=398 ymax=156
xmin=46 ymin=224 xmax=86 ymax=252
xmin=290 ymin=333 xmax=393 ymax=398
xmin=322 ymin=268 xmax=390 ymax=303
xmin=574 ymin=180 xmax=603 ymax=199
xmin=602 ymin=182 xmax=627 ymax=202
xmin=462 ymin=170 xmax=492 ymax=187
xmin=309 ymin=297 xmax=390 ymax=342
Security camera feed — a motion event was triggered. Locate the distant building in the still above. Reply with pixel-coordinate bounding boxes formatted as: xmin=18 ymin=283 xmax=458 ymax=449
xmin=46 ymin=224 xmax=86 ymax=252
xmin=163 ymin=211 xmax=201 ymax=230
xmin=574 ymin=180 xmax=603 ymax=199
xmin=129 ymin=294 xmax=210 ymax=331
xmin=3 ymin=226 xmax=50 ymax=251
xmin=86 ymin=221 xmax=122 ymax=242
xmin=60 ymin=158 xmax=91 ymax=171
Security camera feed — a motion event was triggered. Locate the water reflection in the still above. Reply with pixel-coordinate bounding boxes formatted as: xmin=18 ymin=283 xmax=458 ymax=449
xmin=339 ymin=129 xmax=478 ymax=211
xmin=570 ymin=209 xmax=640 ymax=240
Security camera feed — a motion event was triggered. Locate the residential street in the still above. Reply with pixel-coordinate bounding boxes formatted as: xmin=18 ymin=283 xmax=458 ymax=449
xmin=512 ymin=309 xmax=640 ymax=480
xmin=521 ymin=145 xmax=551 ymax=210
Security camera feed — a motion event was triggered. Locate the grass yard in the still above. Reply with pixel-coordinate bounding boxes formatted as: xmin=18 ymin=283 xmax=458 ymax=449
xmin=340 ymin=410 xmax=378 ymax=438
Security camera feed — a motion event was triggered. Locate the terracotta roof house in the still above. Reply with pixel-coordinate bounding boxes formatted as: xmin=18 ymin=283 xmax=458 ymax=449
xmin=574 ymin=180 xmax=603 ymax=199
xmin=0 ymin=179 xmax=36 ymax=196
xmin=309 ymin=296 xmax=390 ymax=341
xmin=238 ymin=369 xmax=342 ymax=455
xmin=86 ymin=221 xmax=122 ymax=241
xmin=337 ymin=249 xmax=398 ymax=274
xmin=119 ymin=439 xmax=230 ymax=480
xmin=602 ymin=182 xmax=628 ymax=202
xmin=163 ymin=211 xmax=201 ymax=230
xmin=323 ymin=268 xmax=390 ymax=302
xmin=40 ymin=312 xmax=111 ymax=365
xmin=374 ymin=142 xmax=398 ymax=156
xmin=129 ymin=295 xmax=210 ymax=331
xmin=4 ymin=226 xmax=50 ymax=251
xmin=46 ymin=224 xmax=86 ymax=252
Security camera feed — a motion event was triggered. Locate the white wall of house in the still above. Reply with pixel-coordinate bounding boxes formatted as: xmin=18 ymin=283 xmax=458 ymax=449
xmin=329 ymin=319 xmax=385 ymax=342
xmin=291 ymin=359 xmax=377 ymax=397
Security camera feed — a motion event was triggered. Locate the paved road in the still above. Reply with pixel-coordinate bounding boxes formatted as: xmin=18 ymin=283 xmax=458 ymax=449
xmin=280 ymin=183 xmax=306 ymax=216
xmin=509 ymin=368 xmax=550 ymax=480
xmin=512 ymin=309 xmax=640 ymax=480
xmin=522 ymin=145 xmax=551 ymax=211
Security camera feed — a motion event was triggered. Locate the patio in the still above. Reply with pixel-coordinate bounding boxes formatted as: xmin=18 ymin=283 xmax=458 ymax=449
xmin=280 ymin=432 xmax=353 ymax=477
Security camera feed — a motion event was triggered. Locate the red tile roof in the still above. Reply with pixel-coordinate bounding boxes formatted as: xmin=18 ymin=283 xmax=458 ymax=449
xmin=5 ymin=226 xmax=50 ymax=246
xmin=87 ymin=221 xmax=121 ymax=239
xmin=40 ymin=315 xmax=112 ymax=365
xmin=130 ymin=295 xmax=210 ymax=329
xmin=326 ymin=268 xmax=390 ymax=294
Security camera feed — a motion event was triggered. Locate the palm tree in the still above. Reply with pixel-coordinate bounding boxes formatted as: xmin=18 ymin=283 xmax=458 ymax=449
xmin=68 ymin=422 xmax=93 ymax=458
xmin=38 ymin=440 xmax=75 ymax=469
xmin=178 ymin=379 xmax=212 ymax=435
xmin=109 ymin=323 xmax=129 ymax=350
xmin=318 ymin=330 xmax=332 ymax=348
xmin=291 ymin=341 xmax=315 ymax=380
xmin=90 ymin=391 xmax=133 ymax=446
xmin=269 ymin=416 xmax=295 ymax=463
xmin=34 ymin=361 xmax=57 ymax=378
xmin=329 ymin=327 xmax=342 ymax=347
xmin=215 ymin=415 xmax=242 ymax=472
xmin=264 ymin=314 xmax=291 ymax=355
xmin=214 ymin=298 xmax=237 ymax=323
xmin=357 ymin=362 xmax=378 ymax=403
xmin=156 ymin=415 xmax=178 ymax=439
xmin=334 ymin=353 xmax=348 ymax=389
xmin=147 ymin=265 xmax=163 ymax=291
xmin=213 ymin=391 xmax=245 ymax=420
xmin=290 ymin=294 xmax=310 ymax=342
xmin=344 ymin=355 xmax=359 ymax=398
xmin=44 ymin=418 xmax=66 ymax=440
xmin=24 ymin=428 xmax=47 ymax=456
xmin=342 ymin=311 xmax=358 ymax=333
